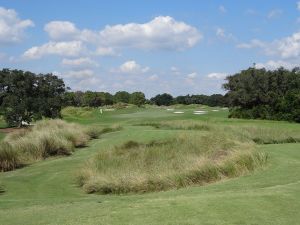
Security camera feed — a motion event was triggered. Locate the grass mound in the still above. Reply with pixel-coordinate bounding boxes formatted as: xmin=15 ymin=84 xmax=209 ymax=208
xmin=0 ymin=120 xmax=121 ymax=172
xmin=77 ymin=130 xmax=267 ymax=194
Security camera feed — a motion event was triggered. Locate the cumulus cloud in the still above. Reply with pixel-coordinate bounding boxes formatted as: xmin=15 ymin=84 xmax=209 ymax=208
xmin=272 ymin=32 xmax=300 ymax=58
xmin=44 ymin=21 xmax=79 ymax=40
xmin=24 ymin=16 xmax=201 ymax=60
xmin=98 ymin=16 xmax=201 ymax=51
xmin=237 ymin=32 xmax=300 ymax=59
xmin=0 ymin=7 xmax=34 ymax=44
xmin=42 ymin=16 xmax=201 ymax=52
xmin=61 ymin=57 xmax=98 ymax=68
xmin=23 ymin=41 xmax=85 ymax=59
xmin=207 ymin=72 xmax=227 ymax=79
xmin=117 ymin=60 xmax=150 ymax=74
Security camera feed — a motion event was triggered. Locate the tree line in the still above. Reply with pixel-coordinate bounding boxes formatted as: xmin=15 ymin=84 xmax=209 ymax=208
xmin=1 ymin=66 xmax=299 ymax=126
xmin=63 ymin=91 xmax=226 ymax=108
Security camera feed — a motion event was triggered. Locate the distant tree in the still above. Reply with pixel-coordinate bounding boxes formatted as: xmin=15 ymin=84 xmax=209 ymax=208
xmin=114 ymin=91 xmax=130 ymax=103
xmin=0 ymin=69 xmax=66 ymax=127
xmin=129 ymin=92 xmax=146 ymax=106
xmin=82 ymin=91 xmax=103 ymax=107
xmin=151 ymin=93 xmax=174 ymax=106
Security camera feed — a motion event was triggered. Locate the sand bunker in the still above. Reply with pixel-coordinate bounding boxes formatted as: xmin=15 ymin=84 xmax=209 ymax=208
xmin=173 ymin=111 xmax=184 ymax=114
xmin=103 ymin=109 xmax=115 ymax=111
xmin=212 ymin=109 xmax=219 ymax=112
xmin=193 ymin=112 xmax=207 ymax=115
xmin=166 ymin=108 xmax=174 ymax=111
xmin=194 ymin=110 xmax=207 ymax=113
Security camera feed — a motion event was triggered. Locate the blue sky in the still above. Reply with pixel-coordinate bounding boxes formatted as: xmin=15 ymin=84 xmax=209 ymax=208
xmin=1 ymin=0 xmax=300 ymax=97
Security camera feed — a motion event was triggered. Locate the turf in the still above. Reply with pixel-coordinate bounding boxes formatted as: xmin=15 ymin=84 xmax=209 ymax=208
xmin=0 ymin=106 xmax=299 ymax=225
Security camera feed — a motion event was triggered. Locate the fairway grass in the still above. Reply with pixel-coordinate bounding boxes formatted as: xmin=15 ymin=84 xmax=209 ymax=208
xmin=0 ymin=106 xmax=299 ymax=225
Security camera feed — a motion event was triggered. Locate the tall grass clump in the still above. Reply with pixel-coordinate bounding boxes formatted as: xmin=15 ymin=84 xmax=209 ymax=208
xmin=0 ymin=142 xmax=20 ymax=171
xmin=0 ymin=183 xmax=4 ymax=194
xmin=1 ymin=119 xmax=120 ymax=172
xmin=77 ymin=130 xmax=267 ymax=194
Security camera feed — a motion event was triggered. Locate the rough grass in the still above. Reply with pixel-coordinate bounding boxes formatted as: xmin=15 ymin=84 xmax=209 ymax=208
xmin=76 ymin=130 xmax=267 ymax=194
xmin=61 ymin=106 xmax=94 ymax=118
xmin=0 ymin=119 xmax=121 ymax=172
xmin=138 ymin=120 xmax=300 ymax=144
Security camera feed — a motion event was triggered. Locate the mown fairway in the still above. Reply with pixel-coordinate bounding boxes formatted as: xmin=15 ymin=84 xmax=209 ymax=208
xmin=0 ymin=106 xmax=300 ymax=225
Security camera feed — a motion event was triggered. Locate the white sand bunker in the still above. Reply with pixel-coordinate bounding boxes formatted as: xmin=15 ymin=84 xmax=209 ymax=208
xmin=193 ymin=112 xmax=207 ymax=115
xmin=173 ymin=111 xmax=184 ymax=114
xmin=166 ymin=108 xmax=174 ymax=111
xmin=212 ymin=109 xmax=219 ymax=112
xmin=222 ymin=107 xmax=228 ymax=110
xmin=103 ymin=108 xmax=115 ymax=111
xmin=193 ymin=110 xmax=207 ymax=115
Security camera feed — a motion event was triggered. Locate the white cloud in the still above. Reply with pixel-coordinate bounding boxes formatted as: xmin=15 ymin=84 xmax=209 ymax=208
xmin=44 ymin=21 xmax=79 ymax=40
xmin=170 ymin=66 xmax=180 ymax=75
xmin=219 ymin=5 xmax=227 ymax=13
xmin=215 ymin=27 xmax=235 ymax=41
xmin=0 ymin=7 xmax=34 ymax=44
xmin=207 ymin=72 xmax=227 ymax=79
xmin=267 ymin=9 xmax=282 ymax=19
xmin=148 ymin=74 xmax=159 ymax=81
xmin=273 ymin=32 xmax=300 ymax=58
xmin=23 ymin=41 xmax=85 ymax=59
xmin=255 ymin=60 xmax=298 ymax=70
xmin=236 ymin=39 xmax=266 ymax=49
xmin=43 ymin=16 xmax=201 ymax=52
xmin=25 ymin=16 xmax=201 ymax=60
xmin=64 ymin=69 xmax=94 ymax=79
xmin=95 ymin=47 xmax=118 ymax=56
xmin=118 ymin=60 xmax=150 ymax=74
xmin=237 ymin=32 xmax=300 ymax=59
xmin=61 ymin=57 xmax=98 ymax=68
xmin=99 ymin=16 xmax=201 ymax=51
xmin=297 ymin=1 xmax=300 ymax=11
xmin=186 ymin=72 xmax=197 ymax=79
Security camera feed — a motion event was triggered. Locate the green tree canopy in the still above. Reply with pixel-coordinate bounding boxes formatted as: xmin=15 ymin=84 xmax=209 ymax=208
xmin=150 ymin=93 xmax=174 ymax=106
xmin=129 ymin=92 xmax=146 ymax=107
xmin=223 ymin=67 xmax=300 ymax=122
xmin=0 ymin=69 xmax=66 ymax=127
